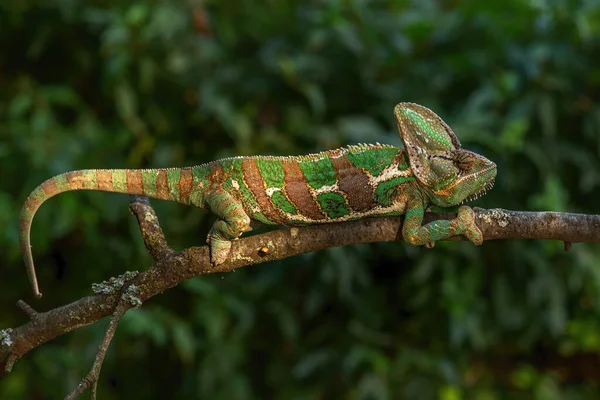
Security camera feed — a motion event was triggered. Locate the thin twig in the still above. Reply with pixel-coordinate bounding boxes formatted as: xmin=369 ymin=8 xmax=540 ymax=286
xmin=16 ymin=300 xmax=38 ymax=319
xmin=64 ymin=198 xmax=172 ymax=399
xmin=64 ymin=291 xmax=136 ymax=400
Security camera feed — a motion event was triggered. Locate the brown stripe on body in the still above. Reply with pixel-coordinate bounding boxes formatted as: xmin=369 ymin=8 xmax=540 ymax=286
xmin=19 ymin=216 xmax=31 ymax=233
xmin=126 ymin=170 xmax=144 ymax=195
xmin=96 ymin=170 xmax=114 ymax=191
xmin=178 ymin=168 xmax=194 ymax=204
xmin=21 ymin=191 xmax=43 ymax=214
xmin=281 ymin=158 xmax=326 ymax=221
xmin=65 ymin=170 xmax=85 ymax=189
xmin=242 ymin=158 xmax=286 ymax=224
xmin=40 ymin=178 xmax=60 ymax=197
xmin=330 ymin=154 xmax=374 ymax=212
xmin=155 ymin=170 xmax=169 ymax=199
xmin=208 ymin=161 xmax=225 ymax=183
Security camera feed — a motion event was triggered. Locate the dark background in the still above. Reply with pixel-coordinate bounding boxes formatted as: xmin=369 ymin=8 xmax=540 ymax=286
xmin=2 ymin=0 xmax=600 ymax=398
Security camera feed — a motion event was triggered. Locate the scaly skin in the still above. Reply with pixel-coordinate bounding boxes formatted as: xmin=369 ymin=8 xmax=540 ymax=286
xmin=20 ymin=103 xmax=497 ymax=298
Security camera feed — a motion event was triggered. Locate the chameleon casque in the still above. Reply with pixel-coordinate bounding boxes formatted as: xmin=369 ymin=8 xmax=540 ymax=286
xmin=20 ymin=103 xmax=497 ymax=298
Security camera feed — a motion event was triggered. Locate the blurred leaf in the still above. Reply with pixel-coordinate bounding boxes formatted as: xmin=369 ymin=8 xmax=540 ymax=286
xmin=530 ymin=174 xmax=568 ymax=211
xmin=115 ymin=81 xmax=137 ymax=120
xmin=7 ymin=92 xmax=33 ymax=118
xmin=122 ymin=308 xmax=168 ymax=346
xmin=293 ymin=349 xmax=334 ymax=379
xmin=439 ymin=385 xmax=463 ymax=400
xmin=171 ymin=319 xmax=196 ymax=365
xmin=511 ymin=364 xmax=538 ymax=389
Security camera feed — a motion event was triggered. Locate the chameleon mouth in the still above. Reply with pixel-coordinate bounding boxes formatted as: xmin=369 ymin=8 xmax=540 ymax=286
xmin=462 ymin=178 xmax=495 ymax=203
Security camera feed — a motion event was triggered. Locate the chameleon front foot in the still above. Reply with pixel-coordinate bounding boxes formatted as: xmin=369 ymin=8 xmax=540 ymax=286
xmin=456 ymin=206 xmax=483 ymax=245
xmin=402 ymin=199 xmax=484 ymax=247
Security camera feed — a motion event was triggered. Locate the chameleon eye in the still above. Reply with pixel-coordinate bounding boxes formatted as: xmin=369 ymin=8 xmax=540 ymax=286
xmin=454 ymin=151 xmax=475 ymax=171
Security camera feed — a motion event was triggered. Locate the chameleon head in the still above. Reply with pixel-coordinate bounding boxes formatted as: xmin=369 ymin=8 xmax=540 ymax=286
xmin=423 ymin=148 xmax=496 ymax=207
xmin=394 ymin=102 xmax=497 ymax=207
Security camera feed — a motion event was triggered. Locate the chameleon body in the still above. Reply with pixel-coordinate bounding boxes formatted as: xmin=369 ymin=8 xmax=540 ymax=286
xmin=20 ymin=103 xmax=496 ymax=298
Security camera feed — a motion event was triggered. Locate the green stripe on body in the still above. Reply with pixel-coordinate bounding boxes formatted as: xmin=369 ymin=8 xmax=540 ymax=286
xmin=20 ymin=207 xmax=35 ymax=222
xmin=255 ymin=158 xmax=284 ymax=188
xmin=192 ymin=166 xmax=209 ymax=185
xmin=142 ymin=170 xmax=157 ymax=197
xmin=54 ymin=174 xmax=69 ymax=191
xmin=298 ymin=156 xmax=336 ymax=189
xmin=112 ymin=170 xmax=128 ymax=192
xmin=345 ymin=147 xmax=399 ymax=176
xmin=222 ymin=159 xmax=251 ymax=198
xmin=31 ymin=187 xmax=46 ymax=202
xmin=316 ymin=192 xmax=349 ymax=219
xmin=190 ymin=166 xmax=210 ymax=206
xmin=271 ymin=191 xmax=297 ymax=215
xmin=167 ymin=169 xmax=181 ymax=201
xmin=81 ymin=170 xmax=97 ymax=189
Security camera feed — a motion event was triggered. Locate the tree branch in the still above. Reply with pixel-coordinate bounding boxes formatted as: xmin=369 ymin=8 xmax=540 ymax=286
xmin=1 ymin=200 xmax=599 ymax=395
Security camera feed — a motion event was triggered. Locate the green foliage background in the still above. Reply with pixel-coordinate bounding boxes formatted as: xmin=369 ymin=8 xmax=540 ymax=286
xmin=2 ymin=0 xmax=600 ymax=398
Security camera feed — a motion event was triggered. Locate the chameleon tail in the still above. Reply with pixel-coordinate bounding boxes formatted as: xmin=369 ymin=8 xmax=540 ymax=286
xmin=19 ymin=168 xmax=202 ymax=298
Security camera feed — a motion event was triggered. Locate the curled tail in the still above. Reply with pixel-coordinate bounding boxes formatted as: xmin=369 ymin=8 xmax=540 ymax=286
xmin=20 ymin=167 xmax=204 ymax=298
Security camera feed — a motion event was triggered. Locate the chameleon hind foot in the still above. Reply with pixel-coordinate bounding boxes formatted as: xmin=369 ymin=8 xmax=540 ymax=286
xmin=205 ymin=189 xmax=252 ymax=265
xmin=208 ymin=234 xmax=233 ymax=265
xmin=207 ymin=219 xmax=252 ymax=265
